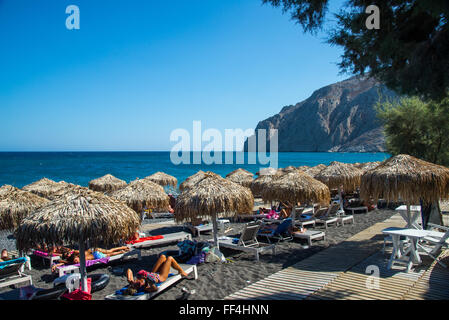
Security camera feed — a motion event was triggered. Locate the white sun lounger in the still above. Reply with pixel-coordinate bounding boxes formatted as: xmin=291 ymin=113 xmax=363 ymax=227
xmin=213 ymin=223 xmax=276 ymax=261
xmin=56 ymin=249 xmax=142 ymax=277
xmin=292 ymin=230 xmax=326 ymax=246
xmin=128 ymin=232 xmax=192 ymax=249
xmin=346 ymin=206 xmax=368 ymax=214
xmin=185 ymin=223 xmax=213 ymax=236
xmin=0 ymin=259 xmax=33 ymax=290
xmin=104 ymin=264 xmax=198 ymax=300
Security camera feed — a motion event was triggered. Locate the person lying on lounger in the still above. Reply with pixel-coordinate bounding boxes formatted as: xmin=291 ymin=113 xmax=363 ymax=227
xmin=124 ymin=254 xmax=188 ymax=295
xmin=51 ymin=246 xmax=130 ymax=271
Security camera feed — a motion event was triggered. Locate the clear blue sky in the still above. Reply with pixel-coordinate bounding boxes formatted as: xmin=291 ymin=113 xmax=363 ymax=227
xmin=0 ymin=0 xmax=347 ymax=151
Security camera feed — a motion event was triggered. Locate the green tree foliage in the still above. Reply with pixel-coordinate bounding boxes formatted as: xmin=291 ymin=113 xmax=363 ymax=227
xmin=376 ymin=96 xmax=449 ymax=166
xmin=263 ymin=0 xmax=449 ymax=101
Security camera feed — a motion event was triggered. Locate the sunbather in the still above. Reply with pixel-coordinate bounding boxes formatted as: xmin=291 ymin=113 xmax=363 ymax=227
xmin=124 ymin=254 xmax=188 ymax=295
xmin=51 ymin=246 xmax=130 ymax=271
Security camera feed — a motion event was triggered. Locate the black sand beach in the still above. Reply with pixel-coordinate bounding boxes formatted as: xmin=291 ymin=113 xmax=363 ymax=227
xmin=0 ymin=208 xmax=396 ymax=300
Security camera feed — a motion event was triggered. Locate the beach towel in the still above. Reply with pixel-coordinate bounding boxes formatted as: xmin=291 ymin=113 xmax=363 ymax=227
xmin=126 ymin=235 xmax=164 ymax=245
xmin=33 ymin=250 xmax=60 ymax=257
xmin=61 ymin=278 xmax=92 ymax=300
xmin=114 ymin=273 xmax=175 ymax=296
xmin=186 ymin=252 xmax=206 ymax=265
xmin=177 ymin=240 xmax=196 ymax=256
xmin=0 ymin=257 xmax=27 ymax=269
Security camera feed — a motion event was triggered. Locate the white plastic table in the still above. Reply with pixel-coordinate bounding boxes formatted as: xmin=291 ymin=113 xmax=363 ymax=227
xmin=395 ymin=205 xmax=422 ymax=229
xmin=382 ymin=227 xmax=443 ymax=272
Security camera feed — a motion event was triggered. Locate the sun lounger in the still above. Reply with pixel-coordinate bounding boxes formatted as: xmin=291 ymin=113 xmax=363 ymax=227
xmin=0 ymin=258 xmax=33 ymax=290
xmin=104 ymin=264 xmax=198 ymax=300
xmin=127 ymin=232 xmax=192 ymax=249
xmin=30 ymin=249 xmax=60 ymax=268
xmin=236 ymin=213 xmax=269 ymax=222
xmin=315 ymin=205 xmax=339 ymax=229
xmin=185 ymin=223 xmax=213 ymax=236
xmin=148 ymin=212 xmax=174 ymax=219
xmin=346 ymin=206 xmax=368 ymax=214
xmin=213 ymin=223 xmax=276 ymax=261
xmin=257 ymin=218 xmax=293 ymax=243
xmin=56 ymin=249 xmax=141 ymax=277
xmin=417 ymin=224 xmax=449 ymax=268
xmin=292 ymin=230 xmax=326 ymax=246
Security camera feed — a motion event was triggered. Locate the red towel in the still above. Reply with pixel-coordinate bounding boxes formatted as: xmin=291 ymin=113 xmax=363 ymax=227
xmin=126 ymin=235 xmax=164 ymax=245
xmin=61 ymin=278 xmax=92 ymax=300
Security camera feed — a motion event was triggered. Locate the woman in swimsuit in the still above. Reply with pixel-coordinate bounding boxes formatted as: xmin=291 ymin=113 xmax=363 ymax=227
xmin=51 ymin=246 xmax=130 ymax=271
xmin=125 ymin=255 xmax=188 ymax=294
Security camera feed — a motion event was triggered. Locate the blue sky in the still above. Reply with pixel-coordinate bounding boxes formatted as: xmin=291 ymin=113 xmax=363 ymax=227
xmin=0 ymin=0 xmax=347 ymax=151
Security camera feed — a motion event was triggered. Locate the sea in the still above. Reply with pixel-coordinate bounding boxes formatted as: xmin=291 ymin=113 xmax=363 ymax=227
xmin=0 ymin=152 xmax=390 ymax=191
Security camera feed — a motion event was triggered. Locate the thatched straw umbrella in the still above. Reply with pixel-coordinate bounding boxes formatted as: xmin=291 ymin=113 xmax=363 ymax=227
xmin=256 ymin=167 xmax=278 ymax=176
xmin=88 ymin=174 xmax=127 ymax=193
xmin=22 ymin=178 xmax=70 ymax=199
xmin=315 ymin=161 xmax=364 ymax=211
xmin=356 ymin=161 xmax=381 ymax=173
xmin=225 ymin=168 xmax=254 ymax=188
xmin=282 ymin=166 xmax=297 ymax=173
xmin=0 ymin=185 xmax=50 ymax=231
xmin=175 ymin=173 xmax=254 ymax=246
xmin=110 ymin=179 xmax=169 ymax=215
xmin=304 ymin=164 xmax=327 ymax=178
xmin=361 ymin=154 xmax=449 ymax=227
xmin=261 ymin=170 xmax=330 ymax=224
xmin=144 ymin=172 xmax=178 ymax=188
xmin=15 ymin=188 xmax=140 ymax=291
xmin=250 ymin=170 xmax=284 ymax=197
xmin=179 ymin=170 xmax=221 ymax=192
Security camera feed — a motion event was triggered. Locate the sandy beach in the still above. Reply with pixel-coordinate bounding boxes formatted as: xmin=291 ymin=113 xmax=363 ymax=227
xmin=0 ymin=208 xmax=396 ymax=300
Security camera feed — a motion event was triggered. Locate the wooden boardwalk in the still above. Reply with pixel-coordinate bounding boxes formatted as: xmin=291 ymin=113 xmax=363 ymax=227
xmin=225 ymin=214 xmax=449 ymax=300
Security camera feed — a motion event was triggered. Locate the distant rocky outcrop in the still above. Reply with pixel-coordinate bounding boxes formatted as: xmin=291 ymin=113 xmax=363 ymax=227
xmin=244 ymin=76 xmax=398 ymax=152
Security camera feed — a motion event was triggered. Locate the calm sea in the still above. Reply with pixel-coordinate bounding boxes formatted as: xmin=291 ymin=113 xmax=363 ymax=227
xmin=0 ymin=152 xmax=390 ymax=189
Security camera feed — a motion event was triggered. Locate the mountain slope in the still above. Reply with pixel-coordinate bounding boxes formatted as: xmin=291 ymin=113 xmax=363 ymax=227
xmin=244 ymin=76 xmax=398 ymax=152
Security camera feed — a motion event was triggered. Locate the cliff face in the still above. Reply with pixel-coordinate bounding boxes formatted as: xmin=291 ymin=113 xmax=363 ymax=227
xmin=244 ymin=76 xmax=398 ymax=152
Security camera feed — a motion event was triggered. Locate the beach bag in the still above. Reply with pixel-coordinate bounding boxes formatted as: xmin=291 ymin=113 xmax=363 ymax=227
xmin=206 ymin=247 xmax=226 ymax=263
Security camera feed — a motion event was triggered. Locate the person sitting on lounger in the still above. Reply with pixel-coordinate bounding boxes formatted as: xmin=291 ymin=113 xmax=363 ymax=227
xmin=124 ymin=254 xmax=188 ymax=295
xmin=51 ymin=246 xmax=130 ymax=271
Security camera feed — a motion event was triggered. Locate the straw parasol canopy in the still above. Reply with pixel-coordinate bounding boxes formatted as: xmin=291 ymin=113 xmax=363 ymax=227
xmin=15 ymin=188 xmax=140 ymax=250
xmin=261 ymin=170 xmax=330 ymax=206
xmin=256 ymin=167 xmax=279 ymax=176
xmin=175 ymin=173 xmax=254 ymax=245
xmin=315 ymin=161 xmax=364 ymax=192
xmin=14 ymin=187 xmax=141 ymax=291
xmin=110 ymin=179 xmax=169 ymax=213
xmin=225 ymin=168 xmax=254 ymax=188
xmin=22 ymin=178 xmax=71 ymax=199
xmin=250 ymin=170 xmax=285 ymax=196
xmin=281 ymin=166 xmax=297 ymax=173
xmin=88 ymin=174 xmax=127 ymax=193
xmin=303 ymin=164 xmax=327 ymax=178
xmin=0 ymin=185 xmax=50 ymax=230
xmin=356 ymin=161 xmax=381 ymax=173
xmin=360 ymin=154 xmax=449 ymax=204
xmin=144 ymin=171 xmax=178 ymax=188
xmin=179 ymin=170 xmax=221 ymax=192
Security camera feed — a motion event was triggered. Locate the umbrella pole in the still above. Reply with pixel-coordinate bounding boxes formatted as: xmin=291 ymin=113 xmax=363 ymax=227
xmin=406 ymin=202 xmax=411 ymax=228
xmin=338 ymin=186 xmax=344 ymax=212
xmin=79 ymin=241 xmax=88 ymax=292
xmin=212 ymin=216 xmax=219 ymax=248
